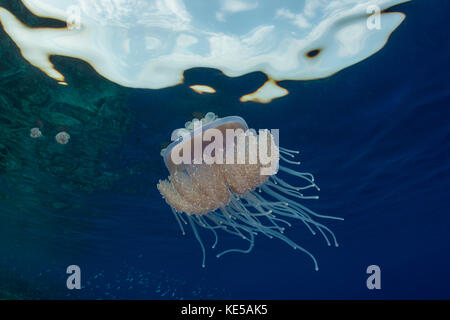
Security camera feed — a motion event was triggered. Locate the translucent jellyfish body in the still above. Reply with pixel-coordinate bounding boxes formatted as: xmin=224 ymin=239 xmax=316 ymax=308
xmin=30 ymin=127 xmax=42 ymax=138
xmin=157 ymin=113 xmax=342 ymax=270
xmin=55 ymin=131 xmax=70 ymax=145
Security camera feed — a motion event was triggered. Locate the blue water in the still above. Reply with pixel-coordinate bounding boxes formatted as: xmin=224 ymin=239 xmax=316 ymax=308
xmin=1 ymin=1 xmax=449 ymax=299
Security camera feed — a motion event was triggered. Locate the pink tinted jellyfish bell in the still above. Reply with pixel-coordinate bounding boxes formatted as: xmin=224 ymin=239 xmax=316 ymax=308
xmin=157 ymin=112 xmax=342 ymax=270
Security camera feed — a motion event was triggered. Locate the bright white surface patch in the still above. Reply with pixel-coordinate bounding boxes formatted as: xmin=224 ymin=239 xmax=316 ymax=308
xmin=240 ymin=79 xmax=289 ymax=104
xmin=221 ymin=0 xmax=258 ymax=13
xmin=190 ymin=85 xmax=216 ymax=94
xmin=0 ymin=0 xmax=409 ymax=103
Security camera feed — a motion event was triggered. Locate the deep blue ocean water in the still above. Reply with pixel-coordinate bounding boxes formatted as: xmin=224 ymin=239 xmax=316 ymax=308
xmin=0 ymin=1 xmax=449 ymax=299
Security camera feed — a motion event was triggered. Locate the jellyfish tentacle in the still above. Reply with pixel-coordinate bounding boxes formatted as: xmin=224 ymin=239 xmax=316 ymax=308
xmin=216 ymin=230 xmax=254 ymax=259
xmin=171 ymin=208 xmax=186 ymax=235
xmin=187 ymin=214 xmax=206 ymax=268
xmin=279 ymin=147 xmax=300 ymax=156
xmin=280 ymin=154 xmax=301 ymax=165
xmin=200 ymin=216 xmax=219 ymax=249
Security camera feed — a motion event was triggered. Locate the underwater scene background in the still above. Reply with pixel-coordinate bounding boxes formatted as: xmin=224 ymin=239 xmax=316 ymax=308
xmin=0 ymin=0 xmax=449 ymax=299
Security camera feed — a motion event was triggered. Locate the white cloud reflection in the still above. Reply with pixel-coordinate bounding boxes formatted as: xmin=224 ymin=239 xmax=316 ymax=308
xmin=221 ymin=0 xmax=258 ymax=13
xmin=0 ymin=0 xmax=410 ymax=102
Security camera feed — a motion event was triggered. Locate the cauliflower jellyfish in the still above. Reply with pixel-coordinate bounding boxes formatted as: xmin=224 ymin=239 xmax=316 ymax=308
xmin=157 ymin=112 xmax=342 ymax=270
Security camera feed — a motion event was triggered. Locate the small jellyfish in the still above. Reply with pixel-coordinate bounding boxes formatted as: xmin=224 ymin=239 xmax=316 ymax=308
xmin=157 ymin=112 xmax=342 ymax=270
xmin=55 ymin=131 xmax=70 ymax=145
xmin=30 ymin=127 xmax=42 ymax=138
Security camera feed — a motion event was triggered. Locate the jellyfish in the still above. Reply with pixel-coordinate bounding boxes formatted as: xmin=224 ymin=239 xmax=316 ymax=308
xmin=30 ymin=127 xmax=42 ymax=139
xmin=55 ymin=131 xmax=70 ymax=145
xmin=157 ymin=112 xmax=342 ymax=270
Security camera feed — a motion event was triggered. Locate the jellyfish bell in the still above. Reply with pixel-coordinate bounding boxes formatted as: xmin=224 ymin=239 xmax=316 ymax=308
xmin=55 ymin=131 xmax=70 ymax=145
xmin=164 ymin=114 xmax=261 ymax=174
xmin=157 ymin=112 xmax=343 ymax=270
xmin=30 ymin=127 xmax=42 ymax=139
